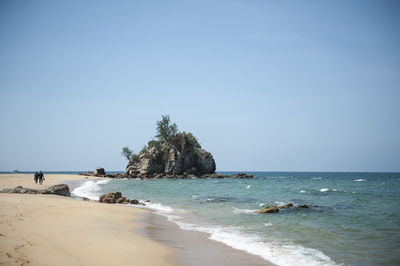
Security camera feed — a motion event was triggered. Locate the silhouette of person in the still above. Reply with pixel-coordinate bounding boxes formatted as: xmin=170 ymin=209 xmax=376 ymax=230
xmin=39 ymin=171 xmax=45 ymax=185
xmin=34 ymin=172 xmax=39 ymax=184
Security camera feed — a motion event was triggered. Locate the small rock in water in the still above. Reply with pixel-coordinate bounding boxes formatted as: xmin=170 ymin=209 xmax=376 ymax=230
xmin=129 ymin=199 xmax=139 ymax=204
xmin=255 ymin=203 xmax=310 ymax=214
xmin=255 ymin=206 xmax=280 ymax=214
xmin=98 ymin=192 xmax=139 ymax=205
xmin=298 ymin=204 xmax=309 ymax=208
xmin=99 ymin=192 xmax=122 ymax=203
xmin=279 ymin=203 xmax=294 ymax=209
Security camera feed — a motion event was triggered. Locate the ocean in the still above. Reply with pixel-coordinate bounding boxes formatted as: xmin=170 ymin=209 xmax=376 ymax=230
xmin=71 ymin=172 xmax=400 ymax=266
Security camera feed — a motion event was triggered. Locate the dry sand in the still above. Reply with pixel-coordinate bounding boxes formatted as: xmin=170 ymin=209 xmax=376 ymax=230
xmin=0 ymin=174 xmax=176 ymax=266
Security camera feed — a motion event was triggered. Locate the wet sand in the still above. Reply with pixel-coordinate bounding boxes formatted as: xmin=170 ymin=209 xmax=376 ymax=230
xmin=137 ymin=212 xmax=274 ymax=266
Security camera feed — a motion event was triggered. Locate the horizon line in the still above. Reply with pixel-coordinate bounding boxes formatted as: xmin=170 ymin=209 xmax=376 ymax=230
xmin=1 ymin=170 xmax=399 ymax=174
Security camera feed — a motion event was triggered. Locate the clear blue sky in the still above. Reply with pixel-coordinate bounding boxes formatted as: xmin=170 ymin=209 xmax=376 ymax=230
xmin=1 ymin=0 xmax=399 ymax=172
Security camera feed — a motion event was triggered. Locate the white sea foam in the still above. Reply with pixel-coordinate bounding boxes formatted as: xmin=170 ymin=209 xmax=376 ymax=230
xmin=300 ymin=190 xmax=308 ymax=193
xmin=166 ymin=218 xmax=337 ymax=265
xmin=192 ymin=195 xmax=200 ymax=199
xmin=354 ymin=179 xmax=366 ymax=182
xmin=259 ymin=203 xmax=266 ymax=207
xmin=143 ymin=202 xmax=174 ymax=213
xmin=232 ymin=207 xmax=257 ymax=214
xmin=71 ymin=179 xmax=111 ymax=200
xmin=246 ymin=185 xmax=251 ymax=189
xmin=136 ymin=199 xmax=338 ymax=266
xmin=96 ymin=179 xmax=111 ymax=184
xmin=207 ymin=228 xmax=337 ymax=266
xmin=320 ymin=188 xmax=329 ymax=192
xmin=312 ymin=177 xmax=322 ymax=180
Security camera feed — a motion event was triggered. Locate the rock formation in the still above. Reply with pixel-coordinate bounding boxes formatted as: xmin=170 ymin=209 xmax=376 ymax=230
xmin=255 ymin=203 xmax=310 ymax=214
xmin=1 ymin=184 xmax=71 ymax=197
xmin=125 ymin=132 xmax=216 ymax=178
xmin=40 ymin=184 xmax=71 ymax=196
xmin=98 ymin=192 xmax=140 ymax=204
xmin=94 ymin=167 xmax=106 ymax=176
xmin=121 ymin=116 xmax=254 ymax=179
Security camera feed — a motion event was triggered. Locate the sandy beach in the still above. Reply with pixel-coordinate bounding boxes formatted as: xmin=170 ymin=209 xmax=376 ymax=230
xmin=0 ymin=174 xmax=176 ymax=266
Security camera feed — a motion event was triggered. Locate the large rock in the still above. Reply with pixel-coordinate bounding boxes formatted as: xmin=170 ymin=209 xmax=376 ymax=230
xmin=1 ymin=186 xmax=39 ymax=194
xmin=95 ymin=167 xmax=106 ymax=176
xmin=98 ymin=192 xmax=139 ymax=205
xmin=40 ymin=184 xmax=70 ymax=196
xmin=99 ymin=192 xmax=122 ymax=203
xmin=1 ymin=184 xmax=71 ymax=197
xmin=125 ymin=133 xmax=216 ymax=177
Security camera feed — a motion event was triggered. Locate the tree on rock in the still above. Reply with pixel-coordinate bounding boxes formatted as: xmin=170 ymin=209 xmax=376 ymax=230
xmin=121 ymin=146 xmax=133 ymax=161
xmin=156 ymin=115 xmax=178 ymax=142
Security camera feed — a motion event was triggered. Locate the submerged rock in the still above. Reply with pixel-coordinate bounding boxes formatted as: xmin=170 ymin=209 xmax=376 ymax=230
xmin=255 ymin=203 xmax=310 ymax=214
xmin=256 ymin=206 xmax=280 ymax=214
xmin=279 ymin=203 xmax=294 ymax=209
xmin=230 ymin=173 xmax=254 ymax=178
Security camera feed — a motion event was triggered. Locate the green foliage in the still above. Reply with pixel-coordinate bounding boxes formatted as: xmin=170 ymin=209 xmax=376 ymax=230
xmin=168 ymin=133 xmax=185 ymax=150
xmin=131 ymin=153 xmax=140 ymax=163
xmin=155 ymin=115 xmax=179 ymax=142
xmin=184 ymin=132 xmax=201 ymax=151
xmin=122 ymin=116 xmax=203 ymax=166
xmin=147 ymin=140 xmax=162 ymax=150
xmin=140 ymin=145 xmax=149 ymax=156
xmin=121 ymin=146 xmax=133 ymax=161
xmin=121 ymin=146 xmax=140 ymax=163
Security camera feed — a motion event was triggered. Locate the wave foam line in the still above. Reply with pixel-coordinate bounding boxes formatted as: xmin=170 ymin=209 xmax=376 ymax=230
xmin=143 ymin=201 xmax=338 ymax=266
xmin=71 ymin=179 xmax=111 ymax=200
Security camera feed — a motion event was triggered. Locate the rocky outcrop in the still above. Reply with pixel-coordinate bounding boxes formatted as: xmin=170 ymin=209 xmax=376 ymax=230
xmin=40 ymin=184 xmax=70 ymax=196
xmin=1 ymin=186 xmax=38 ymax=194
xmin=78 ymin=167 xmax=112 ymax=177
xmin=125 ymin=133 xmax=216 ymax=178
xmin=200 ymin=173 xmax=254 ymax=178
xmin=98 ymin=192 xmax=140 ymax=205
xmin=256 ymin=206 xmax=280 ymax=214
xmin=99 ymin=192 xmax=122 ymax=203
xmin=1 ymin=184 xmax=71 ymax=197
xmin=255 ymin=203 xmax=309 ymax=214
xmin=95 ymin=167 xmax=106 ymax=176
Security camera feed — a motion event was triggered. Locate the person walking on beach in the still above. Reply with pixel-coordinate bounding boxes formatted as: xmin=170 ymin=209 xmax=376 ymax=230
xmin=34 ymin=172 xmax=39 ymax=184
xmin=38 ymin=171 xmax=45 ymax=185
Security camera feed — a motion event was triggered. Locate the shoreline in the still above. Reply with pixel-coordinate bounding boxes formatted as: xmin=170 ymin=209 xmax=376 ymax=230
xmin=136 ymin=211 xmax=273 ymax=266
xmin=1 ymin=174 xmax=276 ymax=266
xmin=0 ymin=174 xmax=177 ymax=266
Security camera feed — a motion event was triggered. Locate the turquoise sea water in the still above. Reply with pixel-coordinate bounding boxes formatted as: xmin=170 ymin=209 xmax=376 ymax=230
xmin=71 ymin=172 xmax=400 ymax=266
